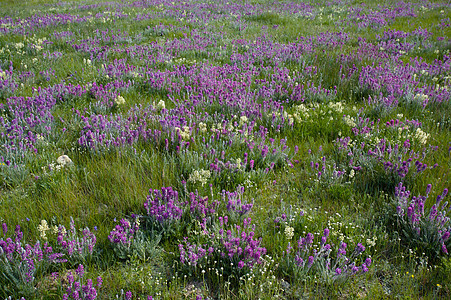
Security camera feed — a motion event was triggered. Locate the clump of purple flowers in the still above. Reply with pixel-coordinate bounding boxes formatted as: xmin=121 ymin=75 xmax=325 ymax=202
xmin=334 ymin=115 xmax=438 ymax=193
xmin=394 ymin=182 xmax=450 ymax=260
xmin=178 ymin=238 xmax=215 ymax=267
xmin=108 ymin=218 xmax=139 ymax=247
xmin=223 ymin=185 xmax=253 ymax=219
xmin=0 ymin=62 xmax=18 ymax=97
xmin=178 ymin=216 xmax=266 ymax=281
xmin=188 ymin=190 xmax=220 ymax=220
xmin=56 ymin=217 xmax=97 ymax=263
xmin=143 ymin=186 xmax=225 ymax=236
xmin=62 ymin=264 xmax=102 ymax=300
xmin=108 ymin=217 xmax=149 ymax=260
xmin=0 ymin=224 xmax=66 ymax=298
xmin=282 ymin=229 xmax=371 ymax=283
xmin=217 ymin=217 xmax=267 ymax=269
xmin=144 ymin=187 xmax=184 ymax=225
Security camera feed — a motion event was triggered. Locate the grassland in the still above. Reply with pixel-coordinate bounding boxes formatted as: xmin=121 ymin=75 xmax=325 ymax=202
xmin=0 ymin=0 xmax=450 ymax=299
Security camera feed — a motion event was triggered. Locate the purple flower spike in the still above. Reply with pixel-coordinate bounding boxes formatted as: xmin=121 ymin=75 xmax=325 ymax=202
xmin=355 ymin=243 xmax=365 ymax=254
xmin=76 ymin=264 xmax=85 ymax=277
xmin=1 ymin=223 xmax=6 ymax=236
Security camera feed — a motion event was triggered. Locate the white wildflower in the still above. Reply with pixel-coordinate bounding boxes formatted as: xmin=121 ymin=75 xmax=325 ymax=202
xmin=328 ymin=101 xmax=344 ymax=113
xmin=285 ymin=226 xmax=294 ymax=240
xmin=175 ymin=126 xmax=190 ymax=140
xmin=367 ymin=236 xmax=377 ymax=247
xmin=414 ymin=128 xmax=429 ymax=145
xmin=239 ymin=115 xmax=248 ymax=125
xmin=38 ymin=220 xmax=50 ymax=240
xmin=129 ymin=71 xmax=140 ymax=78
xmin=156 ymin=100 xmax=165 ymax=110
xmin=235 ymin=158 xmax=242 ymax=169
xmin=115 ymin=95 xmax=125 ymax=105
xmin=413 ymin=94 xmax=427 ymax=104
xmin=343 ymin=115 xmax=356 ymax=127
xmin=198 ymin=122 xmax=207 ymax=133
xmin=285 ymin=113 xmax=294 ymax=125
xmin=188 ymin=169 xmax=211 ymax=186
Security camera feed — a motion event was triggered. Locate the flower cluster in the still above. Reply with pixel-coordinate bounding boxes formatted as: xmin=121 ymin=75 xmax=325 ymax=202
xmin=109 ymin=218 xmax=139 ymax=245
xmin=144 ymin=187 xmax=184 ymax=224
xmin=56 ymin=155 xmax=73 ymax=167
xmin=188 ymin=191 xmax=220 ymax=220
xmin=188 ymin=169 xmax=211 ymax=186
xmin=0 ymin=224 xmax=66 ymax=297
xmin=115 ymin=95 xmax=125 ymax=105
xmin=62 ymin=264 xmax=102 ymax=300
xmin=223 ymin=185 xmax=253 ymax=218
xmin=108 ymin=218 xmax=143 ymax=260
xmin=178 ymin=239 xmax=215 ymax=267
xmin=282 ymin=228 xmax=371 ymax=283
xmin=55 ymin=217 xmax=97 ymax=263
xmin=307 ymin=149 xmax=346 ymax=185
xmin=394 ymin=182 xmax=450 ymax=259
xmin=178 ymin=216 xmax=267 ymax=280
xmin=333 ymin=115 xmax=439 ymax=192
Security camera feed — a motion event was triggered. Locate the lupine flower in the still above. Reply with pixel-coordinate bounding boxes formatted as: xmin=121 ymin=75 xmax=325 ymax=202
xmin=283 ymin=229 xmax=371 ymax=281
xmin=394 ymin=182 xmax=450 ymax=259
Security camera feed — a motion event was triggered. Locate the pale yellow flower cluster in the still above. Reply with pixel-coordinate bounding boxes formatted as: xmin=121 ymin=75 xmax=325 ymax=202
xmin=175 ymin=126 xmax=190 ymax=140
xmin=115 ymin=95 xmax=126 ymax=105
xmin=414 ymin=128 xmax=429 ymax=145
xmin=343 ymin=115 xmax=356 ymax=127
xmin=239 ymin=115 xmax=248 ymax=125
xmin=293 ymin=102 xmax=345 ymax=124
xmin=284 ymin=226 xmax=294 ymax=240
xmin=188 ymin=169 xmax=211 ymax=186
xmin=198 ymin=122 xmax=207 ymax=133
xmin=413 ymin=93 xmax=428 ymax=104
xmin=38 ymin=220 xmax=50 ymax=240
xmin=156 ymin=100 xmax=166 ymax=110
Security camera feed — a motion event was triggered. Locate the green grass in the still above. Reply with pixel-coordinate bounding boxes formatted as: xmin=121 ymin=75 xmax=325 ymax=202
xmin=0 ymin=0 xmax=450 ymax=299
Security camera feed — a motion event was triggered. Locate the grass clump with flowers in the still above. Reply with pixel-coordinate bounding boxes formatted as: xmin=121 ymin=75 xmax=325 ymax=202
xmin=0 ymin=0 xmax=450 ymax=299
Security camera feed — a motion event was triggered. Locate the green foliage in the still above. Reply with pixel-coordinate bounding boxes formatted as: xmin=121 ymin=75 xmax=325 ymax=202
xmin=0 ymin=0 xmax=450 ymax=299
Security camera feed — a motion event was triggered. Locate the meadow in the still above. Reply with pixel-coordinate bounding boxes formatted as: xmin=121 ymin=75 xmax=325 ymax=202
xmin=0 ymin=0 xmax=450 ymax=298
